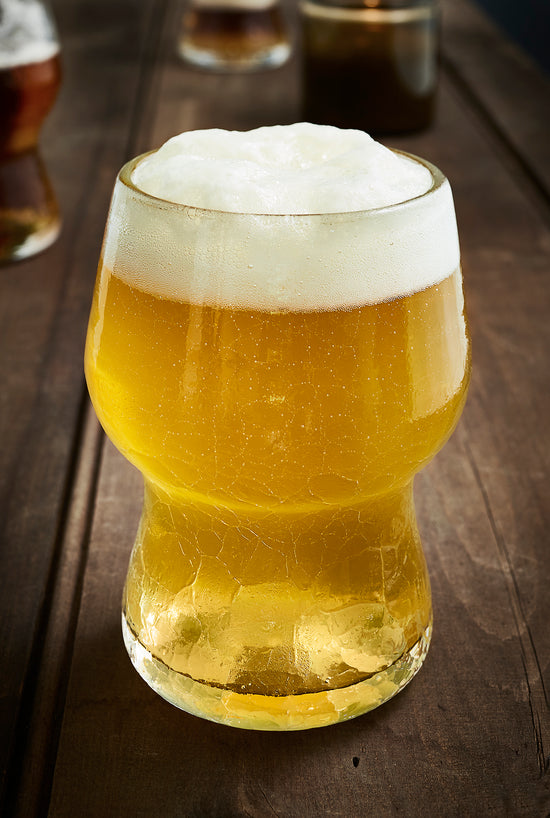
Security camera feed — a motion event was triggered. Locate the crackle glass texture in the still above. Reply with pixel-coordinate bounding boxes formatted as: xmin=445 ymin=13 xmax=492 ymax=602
xmin=85 ymin=167 xmax=470 ymax=730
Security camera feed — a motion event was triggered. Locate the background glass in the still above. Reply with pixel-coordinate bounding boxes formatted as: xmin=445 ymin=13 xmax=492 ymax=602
xmin=0 ymin=0 xmax=61 ymax=262
xmin=178 ymin=0 xmax=291 ymax=71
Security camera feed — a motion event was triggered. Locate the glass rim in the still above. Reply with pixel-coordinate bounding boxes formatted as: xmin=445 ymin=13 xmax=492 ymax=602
xmin=117 ymin=148 xmax=448 ymax=220
xmin=302 ymin=0 xmax=437 ymax=6
xmin=300 ymin=0 xmax=437 ymax=23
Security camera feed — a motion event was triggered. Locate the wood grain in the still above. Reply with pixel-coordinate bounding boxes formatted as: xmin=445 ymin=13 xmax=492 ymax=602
xmin=0 ymin=0 xmax=169 ymax=812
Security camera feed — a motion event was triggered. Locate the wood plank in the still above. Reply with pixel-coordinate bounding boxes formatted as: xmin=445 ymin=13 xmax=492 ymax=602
xmin=441 ymin=0 xmax=550 ymax=203
xmin=46 ymin=30 xmax=550 ymax=818
xmin=11 ymin=407 xmax=103 ymax=818
xmin=391 ymin=72 xmax=550 ymax=799
xmin=0 ymin=0 xmax=169 ymax=811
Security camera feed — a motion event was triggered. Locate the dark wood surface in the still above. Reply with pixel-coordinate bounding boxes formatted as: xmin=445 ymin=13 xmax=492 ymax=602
xmin=1 ymin=0 xmax=549 ymax=815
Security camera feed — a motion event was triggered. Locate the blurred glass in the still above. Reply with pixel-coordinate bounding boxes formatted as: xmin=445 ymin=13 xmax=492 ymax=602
xmin=178 ymin=0 xmax=291 ymax=71
xmin=301 ymin=0 xmax=439 ymax=134
xmin=0 ymin=0 xmax=61 ymax=263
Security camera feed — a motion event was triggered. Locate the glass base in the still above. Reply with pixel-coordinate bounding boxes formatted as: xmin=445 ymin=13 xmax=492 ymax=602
xmin=178 ymin=41 xmax=290 ymax=71
xmin=0 ymin=150 xmax=61 ymax=263
xmin=122 ymin=614 xmax=431 ymax=731
xmin=1 ymin=218 xmax=60 ymax=263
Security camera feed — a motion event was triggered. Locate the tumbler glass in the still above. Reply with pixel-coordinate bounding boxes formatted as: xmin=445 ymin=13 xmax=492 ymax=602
xmin=301 ymin=0 xmax=439 ymax=133
xmin=178 ymin=0 xmax=291 ymax=71
xmin=85 ymin=143 xmax=470 ymax=730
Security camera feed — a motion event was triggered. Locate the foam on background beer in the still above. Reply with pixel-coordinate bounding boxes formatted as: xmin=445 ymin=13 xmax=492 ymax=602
xmin=0 ymin=40 xmax=58 ymax=69
xmin=0 ymin=0 xmax=59 ymax=68
xmin=103 ymin=122 xmax=460 ymax=311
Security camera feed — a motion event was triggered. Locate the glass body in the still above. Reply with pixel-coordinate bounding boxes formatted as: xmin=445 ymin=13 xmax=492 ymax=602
xmin=178 ymin=0 xmax=291 ymax=71
xmin=301 ymin=0 xmax=439 ymax=134
xmin=0 ymin=0 xmax=61 ymax=262
xmin=85 ymin=152 xmax=470 ymax=730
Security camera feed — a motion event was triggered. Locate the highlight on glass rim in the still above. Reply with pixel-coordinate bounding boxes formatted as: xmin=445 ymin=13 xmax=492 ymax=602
xmin=84 ymin=122 xmax=470 ymax=731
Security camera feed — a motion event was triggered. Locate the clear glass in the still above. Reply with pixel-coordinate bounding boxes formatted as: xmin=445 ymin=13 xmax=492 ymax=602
xmin=0 ymin=0 xmax=61 ymax=262
xmin=178 ymin=0 xmax=291 ymax=71
xmin=85 ymin=150 xmax=470 ymax=730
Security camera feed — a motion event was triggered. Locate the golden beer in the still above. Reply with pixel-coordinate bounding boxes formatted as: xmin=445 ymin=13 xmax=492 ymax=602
xmin=85 ymin=128 xmax=470 ymax=729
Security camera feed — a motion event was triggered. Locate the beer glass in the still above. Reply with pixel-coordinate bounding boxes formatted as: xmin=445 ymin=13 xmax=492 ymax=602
xmin=0 ymin=0 xmax=61 ymax=262
xmin=85 ymin=139 xmax=470 ymax=730
xmin=178 ymin=0 xmax=291 ymax=71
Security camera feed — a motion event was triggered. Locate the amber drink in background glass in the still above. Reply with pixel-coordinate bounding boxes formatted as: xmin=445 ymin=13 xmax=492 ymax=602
xmin=85 ymin=124 xmax=470 ymax=730
xmin=0 ymin=0 xmax=61 ymax=262
xmin=178 ymin=0 xmax=291 ymax=71
xmin=301 ymin=0 xmax=439 ymax=134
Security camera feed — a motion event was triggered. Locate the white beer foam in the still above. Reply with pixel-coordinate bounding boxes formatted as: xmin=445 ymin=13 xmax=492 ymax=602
xmin=0 ymin=40 xmax=59 ymax=69
xmin=104 ymin=124 xmax=460 ymax=310
xmin=133 ymin=124 xmax=432 ymax=214
xmin=0 ymin=0 xmax=59 ymax=69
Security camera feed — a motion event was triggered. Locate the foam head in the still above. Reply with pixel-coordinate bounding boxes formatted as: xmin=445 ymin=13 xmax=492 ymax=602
xmin=132 ymin=124 xmax=432 ymax=215
xmin=103 ymin=123 xmax=460 ymax=310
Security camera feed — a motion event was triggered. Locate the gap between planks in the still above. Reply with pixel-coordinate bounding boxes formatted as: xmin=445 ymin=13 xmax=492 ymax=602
xmin=4 ymin=396 xmax=104 ymax=818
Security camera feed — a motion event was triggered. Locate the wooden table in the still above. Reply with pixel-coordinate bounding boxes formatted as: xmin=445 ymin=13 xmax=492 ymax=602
xmin=1 ymin=0 xmax=549 ymax=814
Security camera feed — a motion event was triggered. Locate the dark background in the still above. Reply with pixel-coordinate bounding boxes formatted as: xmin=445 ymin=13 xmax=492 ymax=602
xmin=473 ymin=0 xmax=550 ymax=74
